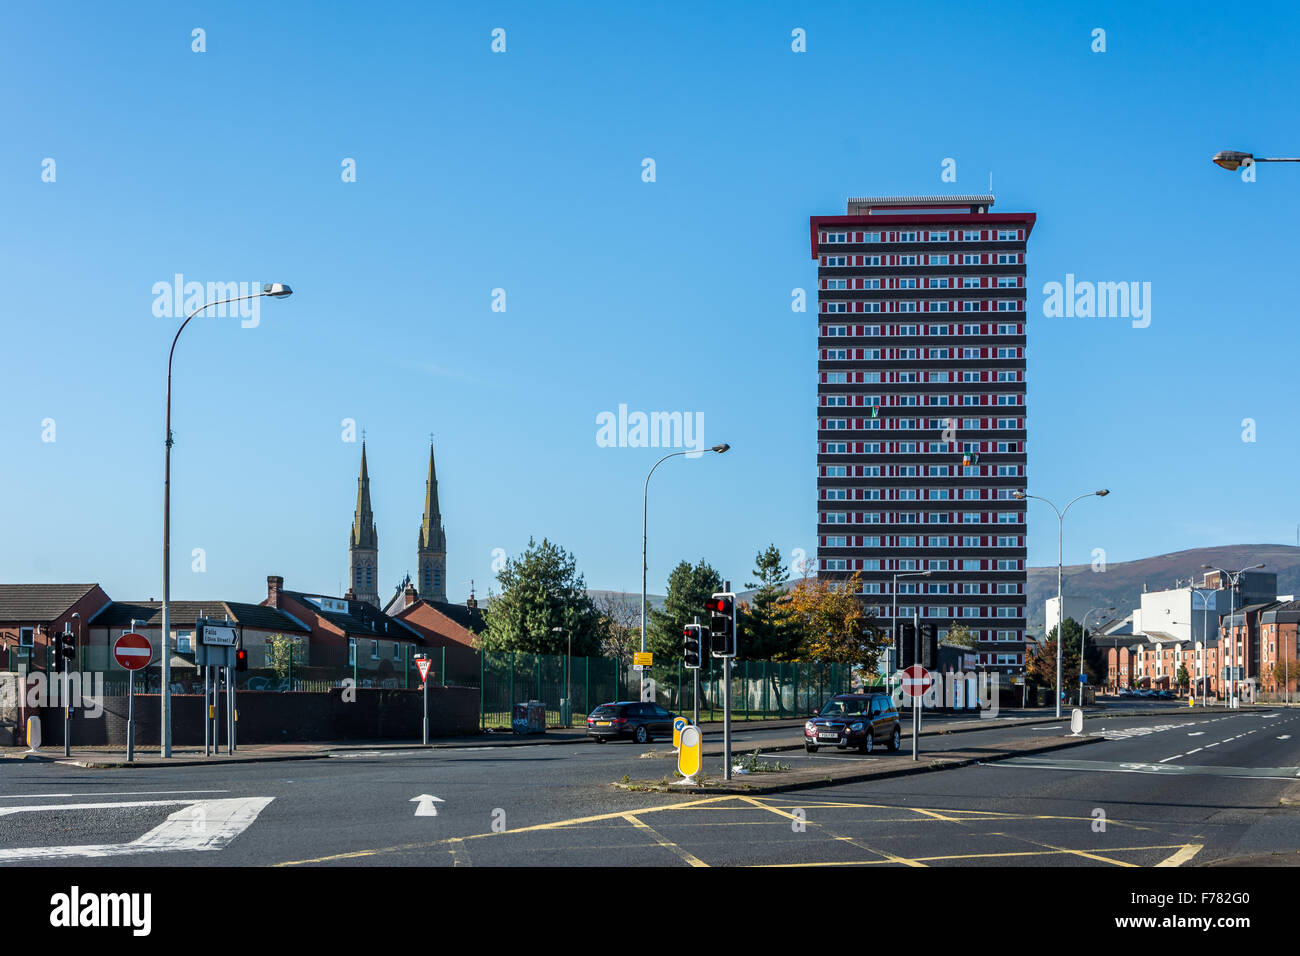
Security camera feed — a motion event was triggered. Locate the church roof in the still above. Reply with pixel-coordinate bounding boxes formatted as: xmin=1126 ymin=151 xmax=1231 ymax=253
xmin=351 ymin=441 xmax=378 ymax=550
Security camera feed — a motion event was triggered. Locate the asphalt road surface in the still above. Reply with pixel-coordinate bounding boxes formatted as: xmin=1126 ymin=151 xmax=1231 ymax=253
xmin=3 ymin=709 xmax=1299 ymax=867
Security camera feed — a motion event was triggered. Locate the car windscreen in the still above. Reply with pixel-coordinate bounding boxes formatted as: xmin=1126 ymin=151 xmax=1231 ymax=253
xmin=590 ymin=705 xmax=623 ymax=717
xmin=819 ymin=698 xmax=869 ymax=717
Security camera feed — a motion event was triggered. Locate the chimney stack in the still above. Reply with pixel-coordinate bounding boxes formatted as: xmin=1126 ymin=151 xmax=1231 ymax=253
xmin=467 ymin=590 xmax=478 ymax=610
xmin=404 ymin=583 xmax=418 ymax=609
xmin=267 ymin=575 xmax=284 ymax=608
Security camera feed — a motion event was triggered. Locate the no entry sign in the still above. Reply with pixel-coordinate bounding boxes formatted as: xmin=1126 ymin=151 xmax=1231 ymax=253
xmin=113 ymin=632 xmax=153 ymax=671
xmin=901 ymin=664 xmax=933 ymax=698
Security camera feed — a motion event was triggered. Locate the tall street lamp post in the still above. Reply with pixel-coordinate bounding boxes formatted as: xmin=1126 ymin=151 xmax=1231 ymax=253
xmin=552 ymin=626 xmax=571 ymax=726
xmin=161 ymin=283 xmax=293 ymax=757
xmin=1212 ymin=150 xmax=1300 ymax=171
xmin=641 ymin=444 xmax=729 ymax=703
xmin=1013 ymin=489 xmax=1109 ymax=718
xmin=1202 ymin=563 xmax=1265 ymax=709
xmin=1190 ymin=585 xmax=1217 ymax=707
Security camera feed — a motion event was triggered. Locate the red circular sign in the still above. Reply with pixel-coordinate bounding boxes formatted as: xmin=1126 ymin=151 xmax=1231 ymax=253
xmin=113 ymin=632 xmax=153 ymax=671
xmin=901 ymin=664 xmax=933 ymax=697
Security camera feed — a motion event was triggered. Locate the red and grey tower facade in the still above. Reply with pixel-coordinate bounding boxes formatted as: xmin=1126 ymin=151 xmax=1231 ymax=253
xmin=810 ymin=195 xmax=1035 ymax=674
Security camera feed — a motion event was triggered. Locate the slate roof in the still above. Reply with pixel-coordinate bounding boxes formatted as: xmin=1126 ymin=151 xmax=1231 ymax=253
xmin=0 ymin=584 xmax=99 ymax=622
xmin=283 ymin=591 xmax=423 ymax=641
xmin=90 ymin=600 xmax=309 ymax=633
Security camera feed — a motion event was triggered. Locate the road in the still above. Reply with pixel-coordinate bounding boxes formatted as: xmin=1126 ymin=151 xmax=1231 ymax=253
xmin=2 ymin=709 xmax=1299 ymax=867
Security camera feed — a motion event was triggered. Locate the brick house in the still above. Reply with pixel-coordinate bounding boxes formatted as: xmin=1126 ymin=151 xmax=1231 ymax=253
xmin=0 ymin=584 xmax=112 ymax=669
xmin=382 ymin=577 xmax=485 ymax=682
xmin=262 ymin=575 xmax=427 ymax=672
xmin=1258 ymin=600 xmax=1300 ymax=694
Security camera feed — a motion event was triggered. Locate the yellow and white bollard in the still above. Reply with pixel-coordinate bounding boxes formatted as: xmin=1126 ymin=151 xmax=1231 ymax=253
xmin=674 ymin=725 xmax=701 ymax=785
xmin=672 ymin=716 xmax=688 ymax=753
xmin=26 ymin=716 xmax=41 ymax=754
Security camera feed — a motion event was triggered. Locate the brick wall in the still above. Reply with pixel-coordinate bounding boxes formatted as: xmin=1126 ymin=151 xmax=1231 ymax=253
xmin=36 ymin=686 xmax=479 ymax=747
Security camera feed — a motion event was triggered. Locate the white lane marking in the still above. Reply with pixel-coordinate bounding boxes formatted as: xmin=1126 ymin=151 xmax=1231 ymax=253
xmin=1159 ymin=755 xmax=1183 ymax=763
xmin=411 ymin=794 xmax=444 ymax=817
xmin=0 ymin=799 xmax=193 ymax=817
xmin=1207 ymin=742 xmax=1220 ymax=748
xmin=0 ymin=790 xmax=229 ymax=800
xmin=1188 ymin=732 xmax=1205 ymax=737
xmin=0 ymin=797 xmax=272 ymax=862
xmin=1187 ymin=748 xmax=1204 ymax=754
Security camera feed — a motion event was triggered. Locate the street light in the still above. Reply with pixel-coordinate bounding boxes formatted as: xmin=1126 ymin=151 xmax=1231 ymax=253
xmin=1202 ymin=563 xmax=1265 ymax=709
xmin=641 ymin=444 xmax=729 ymax=703
xmin=552 ymin=626 xmax=571 ymax=726
xmin=1212 ymin=150 xmax=1300 ymax=171
xmin=1013 ymin=489 xmax=1109 ymax=717
xmin=1188 ymin=584 xmax=1217 ymax=707
xmin=1079 ymin=605 xmax=1115 ymax=707
xmin=161 ymin=282 xmax=293 ymax=757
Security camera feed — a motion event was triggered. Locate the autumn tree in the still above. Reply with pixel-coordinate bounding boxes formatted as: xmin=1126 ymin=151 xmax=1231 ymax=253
xmin=776 ymin=572 xmax=888 ymax=669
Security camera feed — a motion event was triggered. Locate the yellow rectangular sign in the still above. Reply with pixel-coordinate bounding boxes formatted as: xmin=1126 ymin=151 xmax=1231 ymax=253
xmin=634 ymin=652 xmax=653 ymax=666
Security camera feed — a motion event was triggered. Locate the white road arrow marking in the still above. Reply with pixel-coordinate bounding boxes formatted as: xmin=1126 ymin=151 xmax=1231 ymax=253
xmin=411 ymin=794 xmax=444 ymax=817
xmin=1279 ymin=735 xmax=1292 ymax=740
xmin=0 ymin=797 xmax=272 ymax=862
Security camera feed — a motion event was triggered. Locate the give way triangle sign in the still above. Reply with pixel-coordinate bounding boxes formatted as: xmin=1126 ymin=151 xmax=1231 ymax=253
xmin=415 ymin=657 xmax=433 ymax=683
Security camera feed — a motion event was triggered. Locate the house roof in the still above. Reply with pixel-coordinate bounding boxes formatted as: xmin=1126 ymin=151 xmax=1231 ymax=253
xmin=282 ymin=591 xmax=423 ymax=641
xmin=0 ymin=584 xmax=100 ymax=622
xmin=1261 ymin=600 xmax=1300 ymax=624
xmin=90 ymin=600 xmax=309 ymax=633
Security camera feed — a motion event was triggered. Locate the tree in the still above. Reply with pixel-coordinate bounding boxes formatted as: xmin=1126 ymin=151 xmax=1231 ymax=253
xmin=1270 ymin=659 xmax=1298 ymax=693
xmin=942 ymin=622 xmax=978 ymax=650
xmin=265 ymin=633 xmax=304 ymax=681
xmin=1175 ymin=664 xmax=1190 ymax=693
xmin=739 ymin=543 xmax=801 ymax=660
xmin=1026 ymin=618 xmax=1103 ymax=696
xmin=480 ymin=537 xmax=606 ymax=655
xmin=776 ymin=573 xmax=887 ymax=669
xmin=647 ymin=559 xmax=722 ymax=664
xmin=594 ymin=591 xmax=640 ymax=664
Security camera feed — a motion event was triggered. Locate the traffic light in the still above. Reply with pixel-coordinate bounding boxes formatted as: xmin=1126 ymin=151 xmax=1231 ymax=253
xmin=56 ymin=629 xmax=75 ymax=665
xmin=235 ymin=647 xmax=248 ymax=672
xmin=898 ymin=621 xmax=916 ymax=669
xmin=707 ymin=593 xmax=735 ymax=657
xmin=920 ymin=623 xmax=937 ymax=669
xmin=683 ymin=625 xmax=703 ymax=669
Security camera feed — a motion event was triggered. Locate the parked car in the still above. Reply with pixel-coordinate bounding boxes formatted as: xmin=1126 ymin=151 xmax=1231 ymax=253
xmin=804 ymin=693 xmax=901 ymax=754
xmin=586 ymin=701 xmax=677 ymax=744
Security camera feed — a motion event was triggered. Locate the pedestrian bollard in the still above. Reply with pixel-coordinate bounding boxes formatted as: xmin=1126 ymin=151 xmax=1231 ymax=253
xmin=1069 ymin=708 xmax=1084 ymax=736
xmin=673 ymin=725 xmax=701 ymax=785
xmin=26 ymin=716 xmax=41 ymax=753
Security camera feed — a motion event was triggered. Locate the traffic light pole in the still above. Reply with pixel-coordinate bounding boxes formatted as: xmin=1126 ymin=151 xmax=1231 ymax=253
xmin=692 ymin=616 xmax=700 ymax=728
xmin=61 ymin=627 xmax=72 ymax=757
xmin=912 ymin=610 xmax=920 ymax=762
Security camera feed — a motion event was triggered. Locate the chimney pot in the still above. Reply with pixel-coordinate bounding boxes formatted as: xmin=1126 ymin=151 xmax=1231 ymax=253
xmin=267 ymin=575 xmax=285 ymax=608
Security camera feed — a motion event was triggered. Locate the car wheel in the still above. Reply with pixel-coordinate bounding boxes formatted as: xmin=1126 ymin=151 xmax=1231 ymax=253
xmin=889 ymin=726 xmax=901 ymax=751
xmin=805 ymin=744 xmax=818 ymax=753
xmin=634 ymin=725 xmax=648 ymax=744
xmin=860 ymin=733 xmax=874 ymax=755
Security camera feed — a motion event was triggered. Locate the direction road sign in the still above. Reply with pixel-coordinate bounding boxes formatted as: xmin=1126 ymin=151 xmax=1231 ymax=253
xmin=634 ymin=652 xmax=653 ymax=667
xmin=415 ymin=658 xmax=433 ymax=683
xmin=113 ymin=632 xmax=153 ymax=671
xmin=901 ymin=664 xmax=932 ymax=698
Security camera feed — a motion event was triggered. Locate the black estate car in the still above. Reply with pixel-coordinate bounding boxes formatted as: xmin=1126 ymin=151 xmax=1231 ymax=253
xmin=804 ymin=693 xmax=901 ymax=754
xmin=586 ymin=701 xmax=678 ymax=743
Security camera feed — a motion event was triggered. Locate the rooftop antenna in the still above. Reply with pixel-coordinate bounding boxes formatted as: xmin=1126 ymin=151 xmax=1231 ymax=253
xmin=989 ymin=171 xmax=993 ymax=194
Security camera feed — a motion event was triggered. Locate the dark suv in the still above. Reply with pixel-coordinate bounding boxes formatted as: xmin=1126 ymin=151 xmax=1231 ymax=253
xmin=804 ymin=693 xmax=901 ymax=754
xmin=586 ymin=701 xmax=677 ymax=744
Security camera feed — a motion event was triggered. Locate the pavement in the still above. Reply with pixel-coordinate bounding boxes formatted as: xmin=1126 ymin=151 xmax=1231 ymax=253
xmin=0 ymin=700 xmax=1234 ymax=769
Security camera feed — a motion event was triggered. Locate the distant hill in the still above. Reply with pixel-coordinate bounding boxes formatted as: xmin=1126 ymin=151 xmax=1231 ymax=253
xmin=1024 ymin=544 xmax=1300 ymax=633
xmin=588 ymin=545 xmax=1300 ymax=634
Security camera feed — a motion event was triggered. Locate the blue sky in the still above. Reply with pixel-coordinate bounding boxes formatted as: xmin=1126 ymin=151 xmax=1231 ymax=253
xmin=2 ymin=0 xmax=1297 ymax=604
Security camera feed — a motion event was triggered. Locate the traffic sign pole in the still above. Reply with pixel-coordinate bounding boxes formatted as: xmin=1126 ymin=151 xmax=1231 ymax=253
xmin=62 ymin=627 xmax=72 ymax=758
xmin=912 ymin=611 xmax=920 ymax=761
xmin=114 ymin=622 xmax=155 ymax=763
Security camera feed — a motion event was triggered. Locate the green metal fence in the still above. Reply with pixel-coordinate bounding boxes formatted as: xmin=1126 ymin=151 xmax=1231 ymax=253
xmin=6 ymin=644 xmax=855 ymax=731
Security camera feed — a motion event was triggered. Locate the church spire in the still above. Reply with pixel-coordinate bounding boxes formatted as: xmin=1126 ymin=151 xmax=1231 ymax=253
xmin=352 ymin=441 xmax=377 ymax=549
xmin=417 ymin=441 xmax=447 ymax=602
xmin=349 ymin=441 xmax=379 ymax=607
